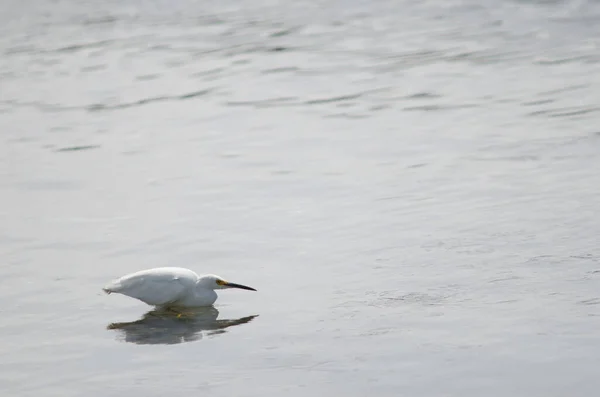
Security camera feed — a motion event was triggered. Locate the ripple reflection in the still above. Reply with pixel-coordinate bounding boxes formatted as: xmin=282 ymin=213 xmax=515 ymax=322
xmin=107 ymin=307 xmax=258 ymax=345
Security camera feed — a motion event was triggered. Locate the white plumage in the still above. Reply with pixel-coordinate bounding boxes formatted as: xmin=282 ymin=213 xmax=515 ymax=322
xmin=103 ymin=267 xmax=256 ymax=307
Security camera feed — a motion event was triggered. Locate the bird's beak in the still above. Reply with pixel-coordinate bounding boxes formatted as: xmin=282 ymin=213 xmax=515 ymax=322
xmin=224 ymin=281 xmax=257 ymax=291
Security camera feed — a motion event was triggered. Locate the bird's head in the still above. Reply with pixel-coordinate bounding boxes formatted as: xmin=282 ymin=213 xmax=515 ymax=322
xmin=199 ymin=274 xmax=257 ymax=291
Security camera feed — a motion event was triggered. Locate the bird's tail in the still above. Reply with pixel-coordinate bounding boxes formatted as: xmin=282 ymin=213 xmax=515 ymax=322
xmin=102 ymin=279 xmax=123 ymax=295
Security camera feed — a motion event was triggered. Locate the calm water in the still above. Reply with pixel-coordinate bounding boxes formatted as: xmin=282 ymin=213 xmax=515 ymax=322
xmin=2 ymin=0 xmax=600 ymax=395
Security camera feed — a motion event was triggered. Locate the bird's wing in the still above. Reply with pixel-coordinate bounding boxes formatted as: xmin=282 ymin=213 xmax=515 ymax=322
xmin=106 ymin=274 xmax=188 ymax=306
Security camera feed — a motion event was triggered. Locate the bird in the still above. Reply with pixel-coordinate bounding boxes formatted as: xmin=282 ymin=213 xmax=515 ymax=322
xmin=103 ymin=267 xmax=257 ymax=308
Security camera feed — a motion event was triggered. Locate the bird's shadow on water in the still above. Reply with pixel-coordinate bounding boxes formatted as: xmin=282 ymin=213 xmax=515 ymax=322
xmin=107 ymin=307 xmax=258 ymax=345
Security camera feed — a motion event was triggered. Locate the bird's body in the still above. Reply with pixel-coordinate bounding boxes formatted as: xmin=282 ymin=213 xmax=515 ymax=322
xmin=103 ymin=267 xmax=256 ymax=308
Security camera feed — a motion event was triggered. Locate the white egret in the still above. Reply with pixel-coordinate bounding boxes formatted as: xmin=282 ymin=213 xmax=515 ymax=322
xmin=103 ymin=267 xmax=256 ymax=307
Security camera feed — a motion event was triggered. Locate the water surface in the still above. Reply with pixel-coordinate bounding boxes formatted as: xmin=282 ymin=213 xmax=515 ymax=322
xmin=2 ymin=0 xmax=600 ymax=396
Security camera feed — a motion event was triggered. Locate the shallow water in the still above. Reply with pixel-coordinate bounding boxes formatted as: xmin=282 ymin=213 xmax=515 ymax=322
xmin=2 ymin=0 xmax=600 ymax=395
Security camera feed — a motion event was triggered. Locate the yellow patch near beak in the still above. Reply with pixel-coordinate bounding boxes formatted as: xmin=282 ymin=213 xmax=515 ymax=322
xmin=216 ymin=279 xmax=227 ymax=286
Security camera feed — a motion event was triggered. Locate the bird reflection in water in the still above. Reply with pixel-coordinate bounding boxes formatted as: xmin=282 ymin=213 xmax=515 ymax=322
xmin=107 ymin=307 xmax=258 ymax=345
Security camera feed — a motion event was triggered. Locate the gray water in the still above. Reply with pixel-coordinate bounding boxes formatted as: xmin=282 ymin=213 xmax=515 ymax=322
xmin=2 ymin=0 xmax=600 ymax=395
